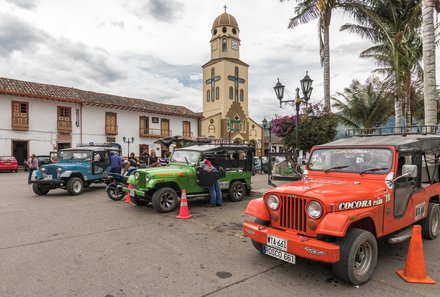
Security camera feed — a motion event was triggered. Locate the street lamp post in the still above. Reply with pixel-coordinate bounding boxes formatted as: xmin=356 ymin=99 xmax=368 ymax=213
xmin=273 ymin=71 xmax=313 ymax=156
xmin=122 ymin=136 xmax=135 ymax=159
xmin=262 ymin=117 xmax=267 ymax=157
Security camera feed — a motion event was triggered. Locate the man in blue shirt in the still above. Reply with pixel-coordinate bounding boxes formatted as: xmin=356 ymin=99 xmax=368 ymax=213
xmin=110 ymin=152 xmax=122 ymax=173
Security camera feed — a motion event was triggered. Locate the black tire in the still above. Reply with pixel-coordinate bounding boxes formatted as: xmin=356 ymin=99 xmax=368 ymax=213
xmin=66 ymin=177 xmax=83 ymax=196
xmin=420 ymin=202 xmax=440 ymax=240
xmin=332 ymin=228 xmax=378 ymax=286
xmin=106 ymin=186 xmax=125 ymax=201
xmin=251 ymin=218 xmax=270 ymax=252
xmin=152 ymin=187 xmax=179 ymax=213
xmin=131 ymin=195 xmax=149 ymax=206
xmin=228 ymin=181 xmax=246 ymax=202
xmin=32 ymin=183 xmax=50 ymax=195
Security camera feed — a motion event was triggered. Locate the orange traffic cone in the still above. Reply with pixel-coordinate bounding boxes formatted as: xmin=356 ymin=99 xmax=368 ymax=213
xmin=125 ymin=184 xmax=133 ymax=204
xmin=176 ymin=189 xmax=192 ymax=219
xmin=396 ymin=225 xmax=436 ymax=284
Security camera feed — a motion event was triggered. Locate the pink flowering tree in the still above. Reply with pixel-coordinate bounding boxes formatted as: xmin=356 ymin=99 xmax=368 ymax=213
xmin=271 ymin=103 xmax=338 ymax=151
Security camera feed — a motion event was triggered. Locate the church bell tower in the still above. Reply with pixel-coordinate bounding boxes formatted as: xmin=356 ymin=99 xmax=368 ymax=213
xmin=201 ymin=7 xmax=260 ymax=145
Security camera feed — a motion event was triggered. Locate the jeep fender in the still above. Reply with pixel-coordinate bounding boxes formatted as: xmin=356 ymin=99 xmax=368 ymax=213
xmin=244 ymin=198 xmax=270 ymax=222
xmin=316 ymin=206 xmax=383 ymax=237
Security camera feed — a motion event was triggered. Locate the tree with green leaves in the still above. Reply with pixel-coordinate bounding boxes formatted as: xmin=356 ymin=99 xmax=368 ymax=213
xmin=340 ymin=0 xmax=422 ymax=127
xmin=284 ymin=0 xmax=339 ymax=111
xmin=271 ymin=104 xmax=338 ymax=151
xmin=332 ymin=76 xmax=394 ymax=128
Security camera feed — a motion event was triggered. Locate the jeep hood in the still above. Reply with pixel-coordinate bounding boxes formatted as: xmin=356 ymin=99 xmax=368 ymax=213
xmin=140 ymin=165 xmax=188 ymax=177
xmin=269 ymin=179 xmax=387 ymax=206
xmin=41 ymin=162 xmax=88 ymax=171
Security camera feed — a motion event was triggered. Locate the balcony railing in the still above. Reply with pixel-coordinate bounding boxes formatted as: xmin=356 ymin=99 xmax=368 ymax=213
xmin=140 ymin=128 xmax=172 ymax=138
xmin=12 ymin=117 xmax=29 ymax=130
xmin=57 ymin=120 xmax=72 ymax=133
xmin=106 ymin=125 xmax=118 ymax=135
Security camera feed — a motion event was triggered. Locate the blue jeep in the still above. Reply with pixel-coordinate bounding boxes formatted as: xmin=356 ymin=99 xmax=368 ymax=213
xmin=31 ymin=144 xmax=121 ymax=196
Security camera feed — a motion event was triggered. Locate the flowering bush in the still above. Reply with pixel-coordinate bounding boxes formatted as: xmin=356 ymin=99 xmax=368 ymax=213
xmin=271 ymin=103 xmax=338 ymax=151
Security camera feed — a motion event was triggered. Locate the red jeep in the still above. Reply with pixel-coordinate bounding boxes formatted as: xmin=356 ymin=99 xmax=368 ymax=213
xmin=243 ymin=135 xmax=440 ymax=285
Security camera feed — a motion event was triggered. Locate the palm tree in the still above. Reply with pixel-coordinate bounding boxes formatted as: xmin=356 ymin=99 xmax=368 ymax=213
xmin=285 ymin=0 xmax=353 ymax=111
xmin=332 ymin=76 xmax=393 ymax=128
xmin=340 ymin=0 xmax=422 ymax=128
xmin=422 ymin=0 xmax=438 ymax=128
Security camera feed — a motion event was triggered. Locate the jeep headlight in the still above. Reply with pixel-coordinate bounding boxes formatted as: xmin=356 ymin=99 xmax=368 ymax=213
xmin=145 ymin=173 xmax=151 ymax=183
xmin=266 ymin=195 xmax=280 ymax=211
xmin=307 ymin=201 xmax=323 ymax=219
xmin=134 ymin=172 xmax=140 ymax=182
xmin=57 ymin=167 xmax=63 ymax=173
xmin=41 ymin=168 xmax=46 ymax=173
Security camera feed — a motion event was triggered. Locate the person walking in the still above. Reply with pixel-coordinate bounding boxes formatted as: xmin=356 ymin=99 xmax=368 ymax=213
xmin=202 ymin=157 xmax=223 ymax=207
xmin=110 ymin=152 xmax=122 ymax=173
xmin=27 ymin=154 xmax=38 ymax=184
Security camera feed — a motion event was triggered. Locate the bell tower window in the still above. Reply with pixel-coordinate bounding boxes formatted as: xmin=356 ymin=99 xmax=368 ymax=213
xmin=216 ymin=87 xmax=219 ymax=99
xmin=240 ymin=89 xmax=244 ymax=102
xmin=229 ymin=87 xmax=233 ymax=99
xmin=207 ymin=90 xmax=210 ymax=102
xmin=222 ymin=38 xmax=227 ymax=52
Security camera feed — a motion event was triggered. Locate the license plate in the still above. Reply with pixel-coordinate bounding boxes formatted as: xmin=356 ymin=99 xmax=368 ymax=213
xmin=263 ymin=246 xmax=296 ymax=264
xmin=267 ymin=235 xmax=287 ymax=251
xmin=43 ymin=174 xmax=52 ymax=180
xmin=130 ymin=189 xmax=135 ymax=197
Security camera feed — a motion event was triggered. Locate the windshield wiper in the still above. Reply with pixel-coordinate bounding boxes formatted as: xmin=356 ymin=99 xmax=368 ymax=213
xmin=325 ymin=165 xmax=349 ymax=173
xmin=359 ymin=167 xmax=389 ymax=175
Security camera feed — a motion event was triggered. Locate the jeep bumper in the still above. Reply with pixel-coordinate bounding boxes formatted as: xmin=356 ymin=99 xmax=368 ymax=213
xmin=242 ymin=221 xmax=340 ymax=263
xmin=31 ymin=179 xmax=63 ymax=186
xmin=122 ymin=186 xmax=147 ymax=198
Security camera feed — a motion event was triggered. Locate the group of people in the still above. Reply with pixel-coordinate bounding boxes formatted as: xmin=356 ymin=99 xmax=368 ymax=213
xmin=115 ymin=149 xmax=171 ymax=176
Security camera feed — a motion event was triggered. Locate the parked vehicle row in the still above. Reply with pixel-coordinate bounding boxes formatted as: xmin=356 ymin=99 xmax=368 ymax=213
xmin=24 ymin=132 xmax=440 ymax=286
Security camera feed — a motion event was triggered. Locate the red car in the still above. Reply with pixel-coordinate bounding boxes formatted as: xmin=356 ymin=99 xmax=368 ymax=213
xmin=0 ymin=156 xmax=18 ymax=172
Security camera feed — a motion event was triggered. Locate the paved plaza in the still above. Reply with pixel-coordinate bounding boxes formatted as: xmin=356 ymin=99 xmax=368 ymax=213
xmin=0 ymin=172 xmax=439 ymax=297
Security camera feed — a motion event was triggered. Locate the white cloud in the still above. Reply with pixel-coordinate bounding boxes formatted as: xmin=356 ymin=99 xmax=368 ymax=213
xmin=0 ymin=0 xmax=436 ymax=124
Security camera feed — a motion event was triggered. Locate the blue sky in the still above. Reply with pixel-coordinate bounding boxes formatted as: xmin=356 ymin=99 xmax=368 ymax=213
xmin=0 ymin=0 xmax=436 ymax=123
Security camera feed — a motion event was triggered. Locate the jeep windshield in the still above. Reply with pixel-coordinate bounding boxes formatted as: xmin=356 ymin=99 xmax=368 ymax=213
xmin=170 ymin=150 xmax=201 ymax=165
xmin=59 ymin=150 xmax=93 ymax=161
xmin=308 ymin=148 xmax=392 ymax=174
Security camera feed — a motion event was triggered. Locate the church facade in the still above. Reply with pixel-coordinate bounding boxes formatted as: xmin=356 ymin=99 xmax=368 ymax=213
xmin=200 ymin=10 xmax=263 ymax=153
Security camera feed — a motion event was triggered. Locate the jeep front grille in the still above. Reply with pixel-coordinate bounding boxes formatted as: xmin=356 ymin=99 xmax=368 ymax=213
xmin=44 ymin=167 xmax=58 ymax=178
xmin=279 ymin=195 xmax=307 ymax=232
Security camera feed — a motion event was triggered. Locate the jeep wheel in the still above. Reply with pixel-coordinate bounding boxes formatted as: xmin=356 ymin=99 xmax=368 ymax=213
xmin=332 ymin=228 xmax=377 ymax=286
xmin=421 ymin=202 xmax=440 ymax=240
xmin=32 ymin=183 xmax=50 ymax=195
xmin=152 ymin=187 xmax=178 ymax=213
xmin=131 ymin=195 xmax=149 ymax=206
xmin=67 ymin=177 xmax=83 ymax=196
xmin=251 ymin=218 xmax=269 ymax=252
xmin=228 ymin=181 xmax=245 ymax=202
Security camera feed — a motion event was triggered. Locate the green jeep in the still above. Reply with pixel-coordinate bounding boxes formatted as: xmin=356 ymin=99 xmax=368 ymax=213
xmin=123 ymin=144 xmax=255 ymax=213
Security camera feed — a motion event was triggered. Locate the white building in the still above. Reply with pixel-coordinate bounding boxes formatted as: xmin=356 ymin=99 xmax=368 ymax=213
xmin=0 ymin=77 xmax=201 ymax=165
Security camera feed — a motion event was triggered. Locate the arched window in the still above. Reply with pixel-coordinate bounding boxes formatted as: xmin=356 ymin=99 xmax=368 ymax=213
xmin=207 ymin=90 xmax=210 ymax=102
xmin=216 ymin=87 xmax=219 ymax=99
xmin=229 ymin=87 xmax=233 ymax=99
xmin=222 ymin=38 xmax=227 ymax=52
xmin=240 ymin=89 xmax=244 ymax=101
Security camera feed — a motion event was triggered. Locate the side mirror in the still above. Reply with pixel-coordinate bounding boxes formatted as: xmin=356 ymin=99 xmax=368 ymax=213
xmin=402 ymin=164 xmax=417 ymax=178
